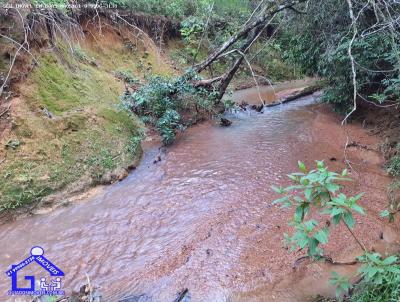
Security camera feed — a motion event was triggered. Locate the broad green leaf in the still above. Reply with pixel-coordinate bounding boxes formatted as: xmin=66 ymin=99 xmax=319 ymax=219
xmin=314 ymin=227 xmax=329 ymax=244
xmin=366 ymin=266 xmax=379 ymax=279
xmin=303 ymin=219 xmax=318 ymax=232
xmin=316 ymin=160 xmax=325 ymax=169
xmin=382 ymin=255 xmax=398 ymax=265
xmin=272 ymin=196 xmax=290 ymax=205
xmin=352 ymin=193 xmax=364 ymax=202
xmin=304 ymin=188 xmax=312 ymax=200
xmin=332 ymin=214 xmax=342 ymax=225
xmin=294 ymin=206 xmax=304 ymax=222
xmin=343 ymin=212 xmax=355 ymax=228
xmin=351 ymin=204 xmax=365 ymax=215
xmin=380 ymin=210 xmax=390 ymax=217
xmin=330 ymin=206 xmax=344 ymax=217
xmin=386 ymin=266 xmax=400 ymax=274
xmin=298 ymin=161 xmax=307 ymax=172
xmin=271 ymin=185 xmax=283 ymax=194
xmin=308 ymin=237 xmax=319 ymax=256
xmin=325 ymin=182 xmax=340 ymax=193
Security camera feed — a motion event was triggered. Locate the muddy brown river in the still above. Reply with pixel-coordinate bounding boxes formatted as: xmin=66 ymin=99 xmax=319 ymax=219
xmin=0 ymin=88 xmax=399 ymax=302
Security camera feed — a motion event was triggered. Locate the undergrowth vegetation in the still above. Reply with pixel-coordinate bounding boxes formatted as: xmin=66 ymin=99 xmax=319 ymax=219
xmin=0 ymin=28 xmax=159 ymax=210
xmin=273 ymin=161 xmax=400 ymax=301
xmin=121 ymin=71 xmax=217 ymax=145
xmin=278 ymin=1 xmax=400 ymax=114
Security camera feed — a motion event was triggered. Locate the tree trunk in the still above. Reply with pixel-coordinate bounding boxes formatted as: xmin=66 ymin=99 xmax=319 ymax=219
xmin=194 ymin=0 xmax=307 ymax=73
xmin=216 ymin=25 xmax=264 ymax=100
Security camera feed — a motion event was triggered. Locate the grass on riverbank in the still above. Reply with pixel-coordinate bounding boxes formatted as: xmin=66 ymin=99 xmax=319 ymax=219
xmin=0 ymin=23 xmax=175 ymax=212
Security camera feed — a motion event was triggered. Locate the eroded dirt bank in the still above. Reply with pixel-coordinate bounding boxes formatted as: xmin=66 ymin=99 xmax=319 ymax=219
xmin=0 ymin=91 xmax=398 ymax=302
xmin=231 ymin=102 xmax=400 ymax=302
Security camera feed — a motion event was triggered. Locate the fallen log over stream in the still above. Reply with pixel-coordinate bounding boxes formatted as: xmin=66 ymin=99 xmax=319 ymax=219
xmin=264 ymin=84 xmax=322 ymax=108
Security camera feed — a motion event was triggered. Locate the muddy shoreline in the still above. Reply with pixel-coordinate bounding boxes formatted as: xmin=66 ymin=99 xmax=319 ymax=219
xmin=0 ymin=81 xmax=322 ymax=223
xmin=231 ymin=103 xmax=400 ymax=302
xmin=0 ymin=91 xmax=398 ymax=302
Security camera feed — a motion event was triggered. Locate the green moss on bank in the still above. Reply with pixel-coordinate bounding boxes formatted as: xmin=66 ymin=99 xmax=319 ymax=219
xmin=0 ymin=36 xmax=156 ymax=212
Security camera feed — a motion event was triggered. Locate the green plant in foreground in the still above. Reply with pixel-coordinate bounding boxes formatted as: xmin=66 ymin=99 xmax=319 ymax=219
xmin=273 ymin=161 xmax=400 ymax=299
xmin=346 ymin=252 xmax=400 ymax=302
xmin=272 ymin=161 xmax=362 ymax=258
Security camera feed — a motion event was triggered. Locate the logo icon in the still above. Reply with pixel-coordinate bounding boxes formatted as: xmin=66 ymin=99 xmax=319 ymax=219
xmin=5 ymin=246 xmax=65 ymax=296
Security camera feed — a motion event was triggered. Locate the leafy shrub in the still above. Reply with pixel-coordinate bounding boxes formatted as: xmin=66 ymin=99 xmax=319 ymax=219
xmin=279 ymin=1 xmax=400 ymax=114
xmin=100 ymin=0 xmax=207 ymax=19
xmin=156 ymin=109 xmax=182 ymax=145
xmin=348 ymin=253 xmax=400 ymax=302
xmin=121 ymin=71 xmax=217 ymax=145
xmin=272 ymin=161 xmax=361 ymax=258
xmin=252 ymin=41 xmax=298 ymax=81
xmin=179 ymin=16 xmax=205 ymax=62
xmin=273 ymin=161 xmax=400 ymax=298
xmin=126 ymin=135 xmax=143 ymax=154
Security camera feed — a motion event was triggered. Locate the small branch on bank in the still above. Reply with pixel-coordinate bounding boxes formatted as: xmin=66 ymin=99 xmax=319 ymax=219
xmin=92 ymin=0 xmax=102 ymax=36
xmin=343 ymin=135 xmax=356 ymax=173
xmin=0 ymin=105 xmax=11 ymax=118
xmin=344 ymin=220 xmax=367 ymax=252
xmin=292 ymin=255 xmax=358 ymax=269
xmin=0 ymin=33 xmax=38 ymax=64
xmin=114 ymin=13 xmax=160 ymax=58
xmin=237 ymin=49 xmax=264 ymax=105
xmin=173 ymin=288 xmax=190 ymax=302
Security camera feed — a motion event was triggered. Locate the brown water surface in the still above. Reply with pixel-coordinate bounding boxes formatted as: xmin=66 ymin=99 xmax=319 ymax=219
xmin=231 ymin=78 xmax=316 ymax=105
xmin=0 ymin=88 xmax=398 ymax=302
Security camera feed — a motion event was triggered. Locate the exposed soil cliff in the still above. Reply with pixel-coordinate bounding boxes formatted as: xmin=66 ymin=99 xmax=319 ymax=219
xmin=0 ymin=8 xmax=179 ymax=217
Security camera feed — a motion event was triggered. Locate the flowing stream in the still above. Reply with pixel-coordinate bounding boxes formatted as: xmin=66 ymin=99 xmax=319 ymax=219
xmin=0 ymin=85 xmax=397 ymax=302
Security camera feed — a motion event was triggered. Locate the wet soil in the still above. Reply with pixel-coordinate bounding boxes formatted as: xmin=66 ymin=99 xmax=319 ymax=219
xmin=0 ymin=89 xmax=398 ymax=302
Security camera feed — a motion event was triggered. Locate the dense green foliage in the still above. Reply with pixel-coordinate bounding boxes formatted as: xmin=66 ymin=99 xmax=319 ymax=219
xmin=101 ymin=0 xmax=251 ymax=20
xmin=273 ymin=161 xmax=400 ymax=299
xmin=272 ymin=161 xmax=362 ymax=258
xmin=349 ymin=253 xmax=400 ymax=302
xmin=121 ymin=72 xmax=217 ymax=145
xmin=279 ymin=0 xmax=400 ymax=113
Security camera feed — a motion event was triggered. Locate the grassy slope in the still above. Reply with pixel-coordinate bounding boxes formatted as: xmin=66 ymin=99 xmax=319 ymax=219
xmin=0 ymin=24 xmax=174 ymax=211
